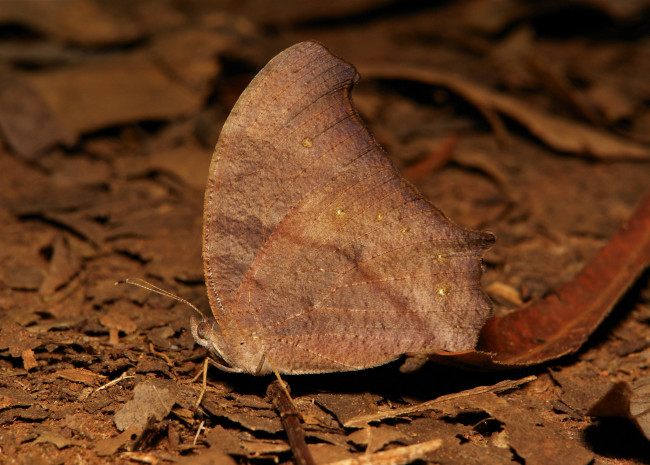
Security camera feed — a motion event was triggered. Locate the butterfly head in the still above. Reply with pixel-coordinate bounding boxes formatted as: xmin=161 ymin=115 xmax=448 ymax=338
xmin=190 ymin=316 xmax=270 ymax=375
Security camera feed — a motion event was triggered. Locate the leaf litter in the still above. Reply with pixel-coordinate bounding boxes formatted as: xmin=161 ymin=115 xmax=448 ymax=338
xmin=1 ymin=1 xmax=650 ymax=465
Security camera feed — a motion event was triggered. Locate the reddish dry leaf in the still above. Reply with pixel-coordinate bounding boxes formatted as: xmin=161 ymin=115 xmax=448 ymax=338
xmin=0 ymin=404 xmax=49 ymax=424
xmin=478 ymin=190 xmax=650 ymax=364
xmin=433 ymin=190 xmax=650 ymax=368
xmin=450 ymin=391 xmax=592 ymax=465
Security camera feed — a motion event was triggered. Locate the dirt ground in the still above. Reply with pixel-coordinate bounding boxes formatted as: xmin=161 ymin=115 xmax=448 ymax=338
xmin=1 ymin=1 xmax=650 ymax=464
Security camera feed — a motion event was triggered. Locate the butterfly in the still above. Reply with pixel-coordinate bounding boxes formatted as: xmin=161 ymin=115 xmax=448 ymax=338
xmin=193 ymin=41 xmax=494 ymax=375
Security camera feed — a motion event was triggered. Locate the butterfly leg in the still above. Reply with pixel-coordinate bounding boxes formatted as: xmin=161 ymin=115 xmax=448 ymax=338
xmin=192 ymin=357 xmax=210 ymax=407
xmin=192 ymin=357 xmax=239 ymax=407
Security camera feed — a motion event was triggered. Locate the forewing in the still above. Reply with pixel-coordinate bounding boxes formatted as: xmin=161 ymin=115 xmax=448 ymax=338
xmin=204 ymin=41 xmax=361 ymax=322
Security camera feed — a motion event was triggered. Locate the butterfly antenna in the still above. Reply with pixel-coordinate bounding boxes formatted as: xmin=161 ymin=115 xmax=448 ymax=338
xmin=116 ymin=278 xmax=205 ymax=318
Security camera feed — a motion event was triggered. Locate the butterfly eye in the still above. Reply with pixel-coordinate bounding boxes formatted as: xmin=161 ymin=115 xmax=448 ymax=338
xmin=195 ymin=321 xmax=209 ymax=341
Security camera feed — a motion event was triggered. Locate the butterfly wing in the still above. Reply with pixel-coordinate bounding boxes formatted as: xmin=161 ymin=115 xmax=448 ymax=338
xmin=204 ymin=41 xmax=361 ymax=318
xmin=203 ymin=41 xmax=494 ymax=373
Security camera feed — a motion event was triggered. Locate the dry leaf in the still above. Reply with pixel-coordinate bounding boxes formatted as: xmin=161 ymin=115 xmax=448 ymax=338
xmin=114 ymin=379 xmax=179 ymax=431
xmin=360 ymin=64 xmax=650 ymax=160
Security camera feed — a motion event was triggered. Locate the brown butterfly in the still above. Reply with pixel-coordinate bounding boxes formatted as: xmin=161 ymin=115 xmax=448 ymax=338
xmin=193 ymin=41 xmax=494 ymax=375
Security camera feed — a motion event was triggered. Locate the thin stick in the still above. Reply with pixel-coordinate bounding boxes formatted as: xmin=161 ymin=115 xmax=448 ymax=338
xmin=265 ymin=352 xmax=297 ymax=413
xmin=267 ymin=380 xmax=316 ymax=465
xmin=194 ymin=358 xmax=209 ymax=407
xmin=326 ymin=439 xmax=442 ymax=465
xmin=151 ymin=385 xmax=171 ymax=413
xmin=193 ymin=420 xmax=205 ymax=446
xmin=93 ymin=372 xmax=135 ymax=394
xmin=149 ymin=342 xmax=173 ymax=367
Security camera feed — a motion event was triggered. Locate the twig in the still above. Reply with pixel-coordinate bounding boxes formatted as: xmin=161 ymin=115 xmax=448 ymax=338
xmin=149 ymin=342 xmax=174 ymax=367
xmin=193 ymin=420 xmax=205 ymax=446
xmin=267 ymin=380 xmax=316 ymax=465
xmin=121 ymin=451 xmax=160 ymax=464
xmin=326 ymin=439 xmax=442 ymax=465
xmin=93 ymin=371 xmax=134 ymax=394
xmin=192 ymin=358 xmax=209 ymax=407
